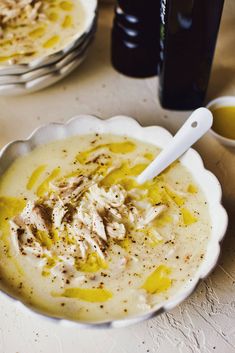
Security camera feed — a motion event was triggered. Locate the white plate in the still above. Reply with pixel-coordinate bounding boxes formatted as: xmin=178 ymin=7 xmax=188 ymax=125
xmin=0 ymin=29 xmax=95 ymax=85
xmin=0 ymin=53 xmax=87 ymax=96
xmin=0 ymin=115 xmax=228 ymax=328
xmin=0 ymin=0 xmax=97 ymax=75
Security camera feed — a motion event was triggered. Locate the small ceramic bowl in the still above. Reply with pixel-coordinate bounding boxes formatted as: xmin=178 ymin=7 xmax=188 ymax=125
xmin=0 ymin=115 xmax=228 ymax=328
xmin=207 ymin=96 xmax=235 ymax=148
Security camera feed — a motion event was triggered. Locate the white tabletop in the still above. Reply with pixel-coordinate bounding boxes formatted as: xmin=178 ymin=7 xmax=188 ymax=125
xmin=0 ymin=2 xmax=235 ymax=353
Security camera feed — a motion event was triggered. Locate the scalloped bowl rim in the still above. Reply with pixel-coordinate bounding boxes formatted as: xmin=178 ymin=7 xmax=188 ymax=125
xmin=0 ymin=115 xmax=228 ymax=328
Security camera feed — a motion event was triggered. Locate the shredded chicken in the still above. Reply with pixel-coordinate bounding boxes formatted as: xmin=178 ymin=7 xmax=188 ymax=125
xmin=88 ymin=184 xmax=126 ymax=209
xmin=0 ymin=0 xmax=44 ymax=28
xmin=106 ymin=222 xmax=126 ymax=240
xmin=91 ymin=207 xmax=107 ymax=241
xmin=21 ymin=201 xmax=52 ymax=231
xmin=10 ymin=173 xmax=168 ymax=280
xmin=50 ymin=176 xmax=96 ymax=204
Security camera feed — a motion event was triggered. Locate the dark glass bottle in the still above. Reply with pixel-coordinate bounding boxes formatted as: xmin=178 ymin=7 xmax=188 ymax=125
xmin=158 ymin=0 xmax=224 ymax=110
xmin=111 ymin=0 xmax=160 ymax=78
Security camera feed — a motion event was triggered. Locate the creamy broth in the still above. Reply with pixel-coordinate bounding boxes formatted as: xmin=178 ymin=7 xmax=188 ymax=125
xmin=0 ymin=0 xmax=89 ymax=64
xmin=0 ymin=134 xmax=211 ymax=322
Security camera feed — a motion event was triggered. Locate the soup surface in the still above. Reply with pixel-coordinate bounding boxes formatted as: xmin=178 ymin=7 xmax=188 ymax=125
xmin=0 ymin=134 xmax=211 ymax=322
xmin=0 ymin=0 xmax=90 ymax=64
xmin=211 ymin=106 xmax=235 ymax=140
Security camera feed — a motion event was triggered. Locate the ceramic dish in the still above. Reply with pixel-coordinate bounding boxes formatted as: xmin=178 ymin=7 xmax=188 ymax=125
xmin=0 ymin=0 xmax=97 ymax=76
xmin=0 ymin=54 xmax=87 ymax=96
xmin=0 ymin=27 xmax=95 ymax=86
xmin=0 ymin=115 xmax=228 ymax=328
xmin=207 ymin=96 xmax=235 ymax=148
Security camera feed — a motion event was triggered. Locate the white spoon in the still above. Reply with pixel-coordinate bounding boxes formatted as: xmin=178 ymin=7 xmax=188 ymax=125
xmin=137 ymin=107 xmax=213 ymax=184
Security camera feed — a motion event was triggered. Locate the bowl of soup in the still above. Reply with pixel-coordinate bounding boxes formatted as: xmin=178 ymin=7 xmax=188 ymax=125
xmin=0 ymin=0 xmax=97 ymax=74
xmin=0 ymin=115 xmax=228 ymax=328
xmin=207 ymin=96 xmax=235 ymax=148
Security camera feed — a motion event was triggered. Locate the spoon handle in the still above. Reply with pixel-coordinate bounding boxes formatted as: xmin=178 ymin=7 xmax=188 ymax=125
xmin=137 ymin=108 xmax=213 ymax=184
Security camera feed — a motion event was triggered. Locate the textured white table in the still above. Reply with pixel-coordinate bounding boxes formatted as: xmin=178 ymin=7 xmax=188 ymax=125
xmin=0 ymin=3 xmax=235 ymax=353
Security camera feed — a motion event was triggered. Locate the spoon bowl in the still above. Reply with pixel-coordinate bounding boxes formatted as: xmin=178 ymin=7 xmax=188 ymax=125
xmin=137 ymin=108 xmax=213 ymax=184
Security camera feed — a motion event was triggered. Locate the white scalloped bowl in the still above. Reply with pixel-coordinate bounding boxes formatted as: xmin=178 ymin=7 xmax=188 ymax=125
xmin=0 ymin=115 xmax=228 ymax=328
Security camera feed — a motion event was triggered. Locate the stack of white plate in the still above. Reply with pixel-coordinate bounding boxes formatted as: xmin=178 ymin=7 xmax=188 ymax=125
xmin=0 ymin=0 xmax=97 ymax=96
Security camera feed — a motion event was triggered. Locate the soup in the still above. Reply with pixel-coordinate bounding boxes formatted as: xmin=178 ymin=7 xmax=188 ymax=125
xmin=0 ymin=0 xmax=90 ymax=64
xmin=0 ymin=134 xmax=211 ymax=322
xmin=211 ymin=106 xmax=235 ymax=140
